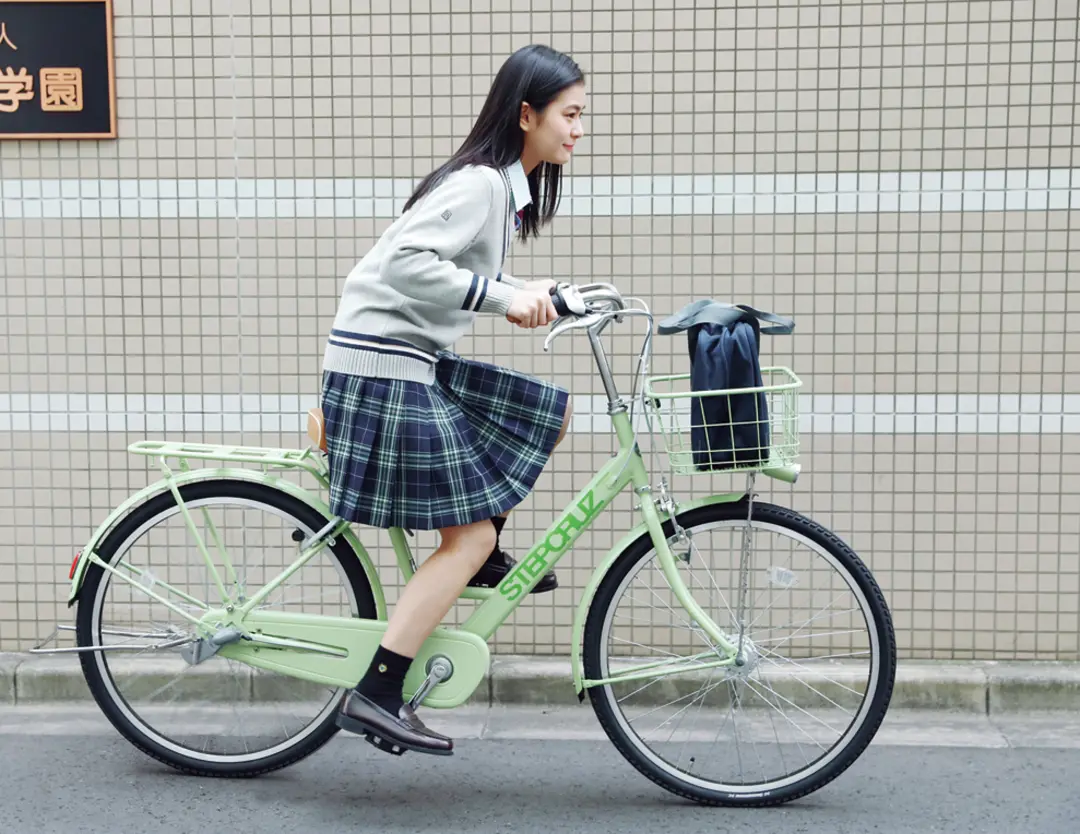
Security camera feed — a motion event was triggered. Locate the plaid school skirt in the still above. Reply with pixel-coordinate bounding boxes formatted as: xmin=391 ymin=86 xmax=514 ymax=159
xmin=321 ymin=354 xmax=570 ymax=531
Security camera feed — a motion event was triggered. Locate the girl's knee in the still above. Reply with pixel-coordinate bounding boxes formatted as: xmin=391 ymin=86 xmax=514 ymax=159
xmin=556 ymin=400 xmax=573 ymax=447
xmin=440 ymin=519 xmax=497 ymax=567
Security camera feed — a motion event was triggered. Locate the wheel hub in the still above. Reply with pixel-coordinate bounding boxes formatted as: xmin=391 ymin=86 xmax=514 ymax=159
xmin=180 ymin=624 xmax=245 ymax=666
xmin=722 ymin=635 xmax=762 ymax=678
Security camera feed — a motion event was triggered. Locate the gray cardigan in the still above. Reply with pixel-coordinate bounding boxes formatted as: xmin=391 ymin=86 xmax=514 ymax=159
xmin=322 ymin=160 xmax=533 ymax=384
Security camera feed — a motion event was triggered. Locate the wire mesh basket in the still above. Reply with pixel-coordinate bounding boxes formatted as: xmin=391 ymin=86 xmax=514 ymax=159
xmin=643 ymin=367 xmax=802 ymax=476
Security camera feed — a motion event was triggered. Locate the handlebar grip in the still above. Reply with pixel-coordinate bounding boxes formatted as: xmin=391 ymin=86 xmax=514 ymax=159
xmin=549 ymin=284 xmax=589 ymax=317
xmin=549 ymin=285 xmax=572 ymax=317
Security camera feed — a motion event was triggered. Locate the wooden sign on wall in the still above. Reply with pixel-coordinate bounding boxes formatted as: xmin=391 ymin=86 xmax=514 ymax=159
xmin=0 ymin=0 xmax=116 ymax=139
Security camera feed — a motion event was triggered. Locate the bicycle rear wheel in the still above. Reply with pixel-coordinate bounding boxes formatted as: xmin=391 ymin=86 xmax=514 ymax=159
xmin=76 ymin=479 xmax=377 ymax=777
xmin=582 ymin=500 xmax=895 ymax=806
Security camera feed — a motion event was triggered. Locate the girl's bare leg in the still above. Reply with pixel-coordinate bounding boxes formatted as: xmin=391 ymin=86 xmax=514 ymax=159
xmin=380 ymin=520 xmax=496 ymax=657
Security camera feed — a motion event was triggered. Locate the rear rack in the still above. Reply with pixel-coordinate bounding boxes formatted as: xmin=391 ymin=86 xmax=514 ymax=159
xmin=128 ymin=440 xmax=327 ymax=480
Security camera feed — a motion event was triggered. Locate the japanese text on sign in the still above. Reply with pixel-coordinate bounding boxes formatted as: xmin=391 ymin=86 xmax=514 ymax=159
xmin=0 ymin=1 xmax=115 ymax=139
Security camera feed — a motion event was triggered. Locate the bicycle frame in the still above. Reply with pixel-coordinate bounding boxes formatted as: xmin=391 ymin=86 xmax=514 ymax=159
xmin=64 ymin=407 xmax=749 ymax=699
xmin=62 ymin=315 xmax=800 ymax=708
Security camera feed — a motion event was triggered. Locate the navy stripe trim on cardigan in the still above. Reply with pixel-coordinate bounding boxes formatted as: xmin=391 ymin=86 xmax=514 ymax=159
xmin=462 ymin=274 xmax=480 ymax=311
xmin=327 ymin=339 xmax=438 ymax=366
xmin=330 ymin=329 xmax=437 ymax=354
xmin=328 ymin=329 xmax=438 ymax=364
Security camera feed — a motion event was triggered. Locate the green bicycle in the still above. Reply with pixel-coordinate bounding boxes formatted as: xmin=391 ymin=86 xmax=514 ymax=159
xmin=36 ymin=283 xmax=896 ymax=807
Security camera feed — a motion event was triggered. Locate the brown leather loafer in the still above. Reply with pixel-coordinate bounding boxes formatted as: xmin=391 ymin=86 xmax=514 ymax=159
xmin=467 ymin=547 xmax=558 ymax=594
xmin=336 ymin=691 xmax=453 ymax=756
xmin=399 ymin=703 xmax=452 ymax=743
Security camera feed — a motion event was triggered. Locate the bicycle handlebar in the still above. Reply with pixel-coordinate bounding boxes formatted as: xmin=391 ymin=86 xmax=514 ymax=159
xmin=549 ymin=282 xmax=626 ymax=317
xmin=542 ymin=283 xmax=634 ymax=354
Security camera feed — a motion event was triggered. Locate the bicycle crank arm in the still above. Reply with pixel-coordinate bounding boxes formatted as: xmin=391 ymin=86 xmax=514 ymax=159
xmin=408 ymin=656 xmax=454 ymax=709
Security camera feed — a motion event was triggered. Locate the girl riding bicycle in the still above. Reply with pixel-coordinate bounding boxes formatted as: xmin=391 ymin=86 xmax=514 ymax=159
xmin=320 ymin=44 xmax=587 ymax=755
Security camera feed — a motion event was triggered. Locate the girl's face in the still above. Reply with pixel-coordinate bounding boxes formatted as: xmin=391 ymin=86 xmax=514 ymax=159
xmin=520 ymin=82 xmax=587 ymax=168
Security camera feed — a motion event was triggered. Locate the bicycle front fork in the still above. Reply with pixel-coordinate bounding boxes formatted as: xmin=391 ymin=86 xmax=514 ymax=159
xmin=636 ymin=472 xmax=758 ymax=666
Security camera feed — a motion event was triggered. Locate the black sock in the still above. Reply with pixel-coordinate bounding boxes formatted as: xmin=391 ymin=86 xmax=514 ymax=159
xmin=356 ymin=645 xmax=413 ymax=713
xmin=490 ymin=515 xmax=507 ymax=556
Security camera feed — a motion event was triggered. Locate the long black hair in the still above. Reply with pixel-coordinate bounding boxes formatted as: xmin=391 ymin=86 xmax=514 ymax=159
xmin=403 ymin=44 xmax=584 ymax=242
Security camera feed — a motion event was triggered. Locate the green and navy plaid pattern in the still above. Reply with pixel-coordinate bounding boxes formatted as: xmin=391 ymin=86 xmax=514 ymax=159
xmin=321 ymin=353 xmax=569 ymax=531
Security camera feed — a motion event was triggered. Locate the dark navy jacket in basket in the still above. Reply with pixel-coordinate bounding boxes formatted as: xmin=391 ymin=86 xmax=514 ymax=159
xmin=658 ymin=301 xmax=795 ymax=472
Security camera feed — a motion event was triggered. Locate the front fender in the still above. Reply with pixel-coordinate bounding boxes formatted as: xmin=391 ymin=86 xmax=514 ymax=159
xmin=570 ymin=491 xmax=745 ymax=697
xmin=67 ymin=468 xmax=387 ymax=618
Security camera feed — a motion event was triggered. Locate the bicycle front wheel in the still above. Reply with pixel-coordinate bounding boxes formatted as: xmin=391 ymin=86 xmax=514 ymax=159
xmin=582 ymin=500 xmax=896 ymax=806
xmin=76 ymin=479 xmax=377 ymax=777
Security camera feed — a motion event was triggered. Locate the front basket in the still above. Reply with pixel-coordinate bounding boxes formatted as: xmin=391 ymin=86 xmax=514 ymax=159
xmin=643 ymin=367 xmax=802 ymax=476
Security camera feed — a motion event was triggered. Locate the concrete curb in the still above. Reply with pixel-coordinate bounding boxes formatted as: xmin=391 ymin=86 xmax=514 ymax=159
xmin=0 ymin=653 xmax=21 ymax=706
xmin=1 ymin=653 xmax=1078 ymax=713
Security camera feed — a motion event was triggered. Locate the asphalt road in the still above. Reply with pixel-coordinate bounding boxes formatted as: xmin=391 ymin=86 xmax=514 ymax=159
xmin=1 ymin=706 xmax=1078 ymax=833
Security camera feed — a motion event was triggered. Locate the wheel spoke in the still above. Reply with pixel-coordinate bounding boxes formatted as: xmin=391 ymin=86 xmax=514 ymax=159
xmin=79 ymin=483 xmax=375 ymax=774
xmin=588 ymin=507 xmax=894 ymax=803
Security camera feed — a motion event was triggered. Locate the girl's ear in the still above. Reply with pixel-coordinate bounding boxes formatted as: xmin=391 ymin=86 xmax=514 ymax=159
xmin=519 ymin=102 xmax=533 ymax=132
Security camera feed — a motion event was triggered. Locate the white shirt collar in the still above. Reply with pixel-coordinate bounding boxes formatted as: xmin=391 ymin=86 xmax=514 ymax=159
xmin=504 ymin=159 xmax=532 ymax=212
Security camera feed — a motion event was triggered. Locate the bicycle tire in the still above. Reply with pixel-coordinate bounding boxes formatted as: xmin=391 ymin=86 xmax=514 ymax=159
xmin=583 ymin=499 xmax=896 ymax=806
xmin=76 ymin=478 xmax=378 ymax=778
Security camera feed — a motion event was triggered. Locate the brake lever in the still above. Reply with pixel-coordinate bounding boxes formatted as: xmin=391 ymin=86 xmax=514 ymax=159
xmin=543 ymin=310 xmax=606 ymax=352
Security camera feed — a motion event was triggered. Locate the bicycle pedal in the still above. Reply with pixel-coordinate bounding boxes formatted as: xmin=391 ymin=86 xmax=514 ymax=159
xmin=365 ymin=732 xmax=407 ymax=757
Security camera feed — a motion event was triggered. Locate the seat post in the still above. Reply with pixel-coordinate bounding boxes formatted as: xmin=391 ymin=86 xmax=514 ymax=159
xmin=587 ymin=329 xmax=625 ymax=412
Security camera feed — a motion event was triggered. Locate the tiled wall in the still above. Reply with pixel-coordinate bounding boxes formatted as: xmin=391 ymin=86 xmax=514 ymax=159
xmin=1 ymin=0 xmax=1077 ymax=658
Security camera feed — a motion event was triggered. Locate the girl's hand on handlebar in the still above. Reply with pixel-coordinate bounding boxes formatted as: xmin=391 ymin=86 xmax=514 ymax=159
xmin=506 ymin=288 xmax=559 ymax=329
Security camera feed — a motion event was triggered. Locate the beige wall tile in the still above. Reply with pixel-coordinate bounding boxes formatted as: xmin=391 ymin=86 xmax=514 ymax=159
xmin=2 ymin=2 xmax=1078 ymax=658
